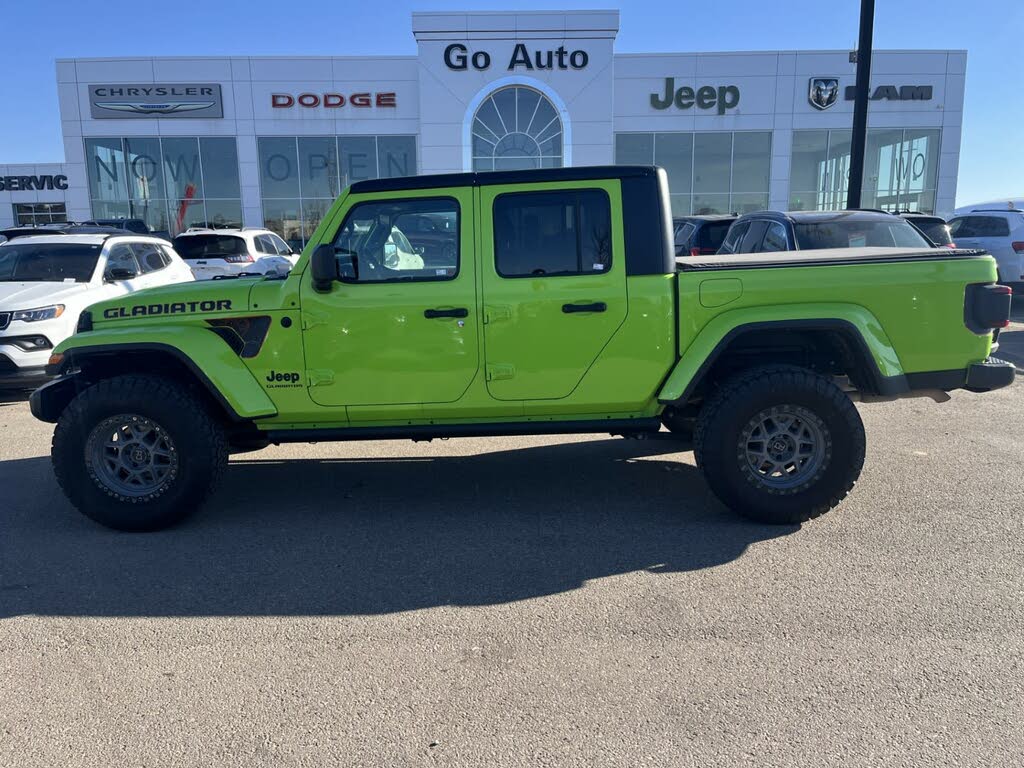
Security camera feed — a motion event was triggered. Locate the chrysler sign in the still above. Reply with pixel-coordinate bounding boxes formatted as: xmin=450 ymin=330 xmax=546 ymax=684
xmin=89 ymin=84 xmax=224 ymax=119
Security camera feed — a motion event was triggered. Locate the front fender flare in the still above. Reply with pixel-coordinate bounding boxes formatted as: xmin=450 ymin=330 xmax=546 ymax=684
xmin=657 ymin=303 xmax=906 ymax=404
xmin=50 ymin=326 xmax=278 ymax=421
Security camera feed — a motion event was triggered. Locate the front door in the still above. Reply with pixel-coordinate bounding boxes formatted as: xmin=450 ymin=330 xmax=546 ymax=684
xmin=300 ymin=190 xmax=478 ymax=409
xmin=479 ymin=181 xmax=627 ymax=401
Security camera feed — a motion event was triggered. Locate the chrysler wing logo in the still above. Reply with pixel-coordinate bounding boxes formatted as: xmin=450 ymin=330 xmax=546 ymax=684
xmin=93 ymin=100 xmax=216 ymax=115
xmin=808 ymin=77 xmax=839 ymax=110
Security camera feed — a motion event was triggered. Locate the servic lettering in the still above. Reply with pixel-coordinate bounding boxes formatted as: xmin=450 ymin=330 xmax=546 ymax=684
xmin=102 ymin=299 xmax=232 ymax=319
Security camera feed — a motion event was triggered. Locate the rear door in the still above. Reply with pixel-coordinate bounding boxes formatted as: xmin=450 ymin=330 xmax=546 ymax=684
xmin=479 ymin=180 xmax=626 ymax=401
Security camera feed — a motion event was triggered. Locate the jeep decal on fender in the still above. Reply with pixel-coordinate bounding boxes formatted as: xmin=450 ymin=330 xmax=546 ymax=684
xmin=103 ymin=300 xmax=233 ymax=319
xmin=264 ymin=370 xmax=303 ymax=388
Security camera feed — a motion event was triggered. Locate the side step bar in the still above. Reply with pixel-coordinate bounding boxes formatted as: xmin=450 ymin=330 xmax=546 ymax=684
xmin=263 ymin=418 xmax=663 ymax=444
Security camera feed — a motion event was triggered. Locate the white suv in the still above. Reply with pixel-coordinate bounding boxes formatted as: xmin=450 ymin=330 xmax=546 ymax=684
xmin=0 ymin=234 xmax=194 ymax=388
xmin=172 ymin=228 xmax=299 ymax=280
xmin=947 ymin=208 xmax=1024 ymax=289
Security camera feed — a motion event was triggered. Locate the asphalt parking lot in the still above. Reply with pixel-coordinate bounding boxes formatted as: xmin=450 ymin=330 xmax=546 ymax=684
xmin=2 ymin=310 xmax=1022 ymax=767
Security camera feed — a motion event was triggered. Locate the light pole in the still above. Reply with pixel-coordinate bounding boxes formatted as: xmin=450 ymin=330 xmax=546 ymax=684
xmin=846 ymin=0 xmax=875 ymax=209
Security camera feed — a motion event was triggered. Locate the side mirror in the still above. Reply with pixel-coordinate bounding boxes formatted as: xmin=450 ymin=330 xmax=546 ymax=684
xmin=311 ymin=244 xmax=338 ymax=293
xmin=105 ymin=267 xmax=138 ymax=281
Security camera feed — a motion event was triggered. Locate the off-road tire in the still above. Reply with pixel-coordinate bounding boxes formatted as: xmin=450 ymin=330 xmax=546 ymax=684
xmin=694 ymin=365 xmax=865 ymax=525
xmin=52 ymin=375 xmax=228 ymax=531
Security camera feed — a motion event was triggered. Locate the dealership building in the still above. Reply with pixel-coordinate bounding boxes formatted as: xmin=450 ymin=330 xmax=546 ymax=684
xmin=0 ymin=10 xmax=967 ymax=246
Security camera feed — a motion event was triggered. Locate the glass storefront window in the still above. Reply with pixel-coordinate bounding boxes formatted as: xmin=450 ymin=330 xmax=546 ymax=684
xmin=789 ymin=128 xmax=942 ymax=213
xmin=85 ymin=137 xmax=241 ymax=236
xmin=693 ymin=133 xmax=732 ymax=195
xmin=259 ymin=135 xmax=418 ymax=247
xmin=616 ymin=131 xmax=771 ymax=216
xmin=471 ymin=86 xmax=563 ymax=171
xmin=614 ymin=134 xmax=653 ymax=166
xmin=13 ymin=203 xmax=67 ymax=225
xmin=200 ymin=137 xmax=241 ymax=199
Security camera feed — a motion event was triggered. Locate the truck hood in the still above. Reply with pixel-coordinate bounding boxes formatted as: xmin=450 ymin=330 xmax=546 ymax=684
xmin=89 ymin=279 xmax=254 ymax=323
xmin=0 ymin=281 xmax=91 ymax=310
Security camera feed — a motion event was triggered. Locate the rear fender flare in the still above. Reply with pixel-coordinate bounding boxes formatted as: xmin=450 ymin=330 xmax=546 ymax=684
xmin=657 ymin=303 xmax=905 ymax=404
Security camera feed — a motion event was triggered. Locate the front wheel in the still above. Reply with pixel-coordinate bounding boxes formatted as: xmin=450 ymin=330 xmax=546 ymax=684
xmin=694 ymin=366 xmax=865 ymax=525
xmin=52 ymin=375 xmax=228 ymax=531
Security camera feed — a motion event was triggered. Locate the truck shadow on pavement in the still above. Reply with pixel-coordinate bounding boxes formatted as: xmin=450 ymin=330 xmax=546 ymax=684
xmin=0 ymin=438 xmax=796 ymax=617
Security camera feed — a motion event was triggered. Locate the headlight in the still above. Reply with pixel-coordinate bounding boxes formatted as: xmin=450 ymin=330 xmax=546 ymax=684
xmin=12 ymin=305 xmax=65 ymax=322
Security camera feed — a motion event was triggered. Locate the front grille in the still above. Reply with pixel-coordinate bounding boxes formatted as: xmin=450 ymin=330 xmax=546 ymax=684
xmin=0 ymin=312 xmax=9 ymax=331
xmin=0 ymin=354 xmax=16 ymax=373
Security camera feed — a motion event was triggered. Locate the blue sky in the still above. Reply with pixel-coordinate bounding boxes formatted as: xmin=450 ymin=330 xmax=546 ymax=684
xmin=1 ymin=0 xmax=1020 ymax=206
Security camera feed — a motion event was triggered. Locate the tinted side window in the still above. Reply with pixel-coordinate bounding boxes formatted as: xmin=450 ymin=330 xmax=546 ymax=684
xmin=269 ymin=234 xmax=293 ymax=255
xmin=332 ymin=198 xmax=459 ymax=283
xmin=949 ymin=216 xmax=1010 ymax=238
xmin=493 ymin=190 xmax=611 ymax=278
xmin=105 ymin=244 xmax=141 ymax=276
xmin=254 ymin=235 xmax=274 ymax=255
xmin=719 ymin=222 xmax=750 ymax=254
xmin=739 ymin=221 xmax=769 ymax=253
xmin=131 ymin=242 xmax=168 ymax=273
xmin=761 ymin=222 xmax=789 ymax=252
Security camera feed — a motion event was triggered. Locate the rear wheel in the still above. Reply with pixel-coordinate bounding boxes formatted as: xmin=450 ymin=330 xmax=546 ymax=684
xmin=694 ymin=366 xmax=865 ymax=525
xmin=52 ymin=375 xmax=228 ymax=531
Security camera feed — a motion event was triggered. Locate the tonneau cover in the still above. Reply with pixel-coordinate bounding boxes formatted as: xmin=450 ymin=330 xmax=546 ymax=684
xmin=678 ymin=247 xmax=990 ymax=272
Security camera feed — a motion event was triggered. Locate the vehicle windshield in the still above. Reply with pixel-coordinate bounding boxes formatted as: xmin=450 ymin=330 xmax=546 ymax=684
xmin=172 ymin=234 xmax=247 ymax=259
xmin=795 ymin=219 xmax=930 ymax=250
xmin=913 ymin=220 xmax=954 ymax=246
xmin=0 ymin=242 xmax=102 ymax=282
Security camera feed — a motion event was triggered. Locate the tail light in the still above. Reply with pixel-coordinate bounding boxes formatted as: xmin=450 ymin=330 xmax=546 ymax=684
xmin=224 ymin=253 xmax=255 ymax=264
xmin=945 ymin=242 xmax=957 ymax=248
xmin=1012 ymin=241 xmax=1024 ymax=255
xmin=689 ymin=247 xmax=716 ymax=256
xmin=964 ymin=283 xmax=1013 ymax=333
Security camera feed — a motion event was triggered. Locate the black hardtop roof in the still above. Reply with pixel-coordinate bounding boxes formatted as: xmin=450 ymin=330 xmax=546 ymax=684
xmin=349 ymin=165 xmax=660 ymax=194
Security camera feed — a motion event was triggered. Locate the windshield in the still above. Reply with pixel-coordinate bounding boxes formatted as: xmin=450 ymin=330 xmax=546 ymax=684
xmin=795 ymin=219 xmax=930 ymax=250
xmin=172 ymin=234 xmax=247 ymax=259
xmin=0 ymin=242 xmax=102 ymax=282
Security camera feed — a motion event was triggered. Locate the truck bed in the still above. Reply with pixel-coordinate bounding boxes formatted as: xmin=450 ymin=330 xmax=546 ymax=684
xmin=678 ymin=247 xmax=990 ymax=272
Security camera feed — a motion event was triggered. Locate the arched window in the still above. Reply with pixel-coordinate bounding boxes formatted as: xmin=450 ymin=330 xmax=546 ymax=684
xmin=471 ymin=86 xmax=563 ymax=172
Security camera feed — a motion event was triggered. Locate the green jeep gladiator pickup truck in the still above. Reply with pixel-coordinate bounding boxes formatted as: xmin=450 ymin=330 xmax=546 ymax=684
xmin=30 ymin=166 xmax=1015 ymax=531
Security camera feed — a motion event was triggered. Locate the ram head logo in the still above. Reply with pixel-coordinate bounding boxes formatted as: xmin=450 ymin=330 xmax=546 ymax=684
xmin=808 ymin=78 xmax=840 ymax=110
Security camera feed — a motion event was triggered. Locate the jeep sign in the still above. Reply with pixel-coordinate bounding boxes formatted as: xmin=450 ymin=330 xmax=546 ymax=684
xmin=89 ymin=84 xmax=224 ymax=119
xmin=650 ymin=78 xmax=740 ymax=115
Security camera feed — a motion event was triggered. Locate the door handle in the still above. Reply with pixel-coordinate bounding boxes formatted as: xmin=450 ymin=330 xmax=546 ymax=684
xmin=562 ymin=302 xmax=607 ymax=314
xmin=424 ymin=307 xmax=469 ymax=319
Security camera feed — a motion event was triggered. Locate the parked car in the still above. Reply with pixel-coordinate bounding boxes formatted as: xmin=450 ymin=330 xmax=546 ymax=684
xmin=81 ymin=218 xmax=150 ymax=234
xmin=171 ymin=228 xmax=299 ymax=280
xmin=673 ymin=215 xmax=736 ymax=257
xmin=30 ymin=166 xmax=1014 ymax=531
xmin=947 ymin=208 xmax=1024 ymax=289
xmin=900 ymin=213 xmax=955 ymax=248
xmin=718 ymin=210 xmax=933 ymax=254
xmin=0 ymin=233 xmax=194 ymax=388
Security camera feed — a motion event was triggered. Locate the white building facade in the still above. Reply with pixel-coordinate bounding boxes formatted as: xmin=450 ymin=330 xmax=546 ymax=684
xmin=0 ymin=10 xmax=967 ymax=248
